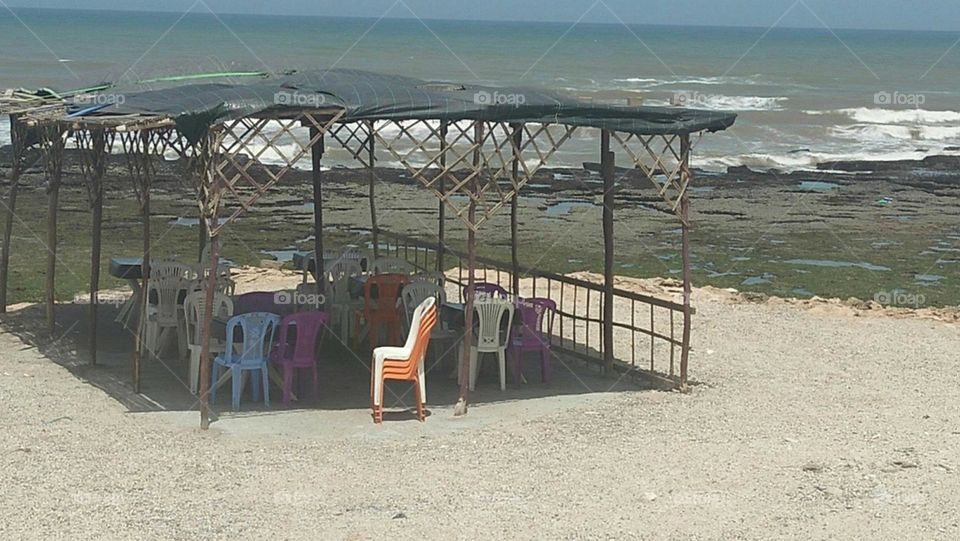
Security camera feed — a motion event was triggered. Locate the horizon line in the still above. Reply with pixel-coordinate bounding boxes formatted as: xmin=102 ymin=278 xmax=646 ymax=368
xmin=4 ymin=5 xmax=958 ymax=34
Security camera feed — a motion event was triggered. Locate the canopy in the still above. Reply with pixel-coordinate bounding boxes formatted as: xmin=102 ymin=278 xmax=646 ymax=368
xmin=67 ymin=69 xmax=736 ymax=142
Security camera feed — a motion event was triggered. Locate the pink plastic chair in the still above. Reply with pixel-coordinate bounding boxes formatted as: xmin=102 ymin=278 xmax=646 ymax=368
xmin=270 ymin=311 xmax=330 ymax=405
xmin=509 ymin=298 xmax=556 ymax=384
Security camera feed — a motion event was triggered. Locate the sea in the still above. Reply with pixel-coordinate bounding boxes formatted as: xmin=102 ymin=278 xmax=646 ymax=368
xmin=1 ymin=8 xmax=959 ymax=172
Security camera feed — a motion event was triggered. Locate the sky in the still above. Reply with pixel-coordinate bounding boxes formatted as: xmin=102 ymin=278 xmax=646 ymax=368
xmin=6 ymin=0 xmax=960 ymax=32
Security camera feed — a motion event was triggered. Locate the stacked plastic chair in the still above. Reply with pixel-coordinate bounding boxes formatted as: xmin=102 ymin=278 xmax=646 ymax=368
xmin=370 ymin=297 xmax=437 ymax=423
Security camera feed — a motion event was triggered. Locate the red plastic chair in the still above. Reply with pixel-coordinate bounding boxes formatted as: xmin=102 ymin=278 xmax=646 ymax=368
xmin=509 ymin=298 xmax=556 ymax=384
xmin=271 ymin=311 xmax=330 ymax=405
xmin=371 ymin=297 xmax=438 ymax=423
xmin=353 ymin=273 xmax=409 ymax=350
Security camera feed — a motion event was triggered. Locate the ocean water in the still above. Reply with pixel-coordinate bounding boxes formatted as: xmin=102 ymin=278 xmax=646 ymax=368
xmin=1 ymin=8 xmax=959 ymax=172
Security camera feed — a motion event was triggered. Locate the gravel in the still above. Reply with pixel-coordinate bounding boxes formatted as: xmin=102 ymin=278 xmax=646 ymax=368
xmin=1 ymin=289 xmax=959 ymax=539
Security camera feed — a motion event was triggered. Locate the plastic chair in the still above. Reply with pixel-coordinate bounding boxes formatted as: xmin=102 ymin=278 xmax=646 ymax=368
xmin=326 ymin=259 xmax=363 ymax=341
xmin=143 ymin=275 xmax=187 ymax=359
xmin=183 ymin=291 xmax=234 ymax=394
xmin=509 ymin=298 xmax=556 ymax=385
xmin=370 ymin=257 xmax=414 ymax=275
xmin=152 ymin=259 xmax=198 ymax=281
xmin=353 ymin=273 xmax=409 ymax=350
xmin=211 ymin=312 xmax=280 ymax=411
xmin=371 ymin=297 xmax=437 ymax=423
xmin=464 ymin=282 xmax=509 ymax=301
xmin=460 ymin=297 xmax=515 ymax=391
xmin=294 ymin=282 xmax=324 ymax=312
xmin=271 ymin=311 xmax=330 ymax=405
xmin=410 ymin=271 xmax=446 ymax=287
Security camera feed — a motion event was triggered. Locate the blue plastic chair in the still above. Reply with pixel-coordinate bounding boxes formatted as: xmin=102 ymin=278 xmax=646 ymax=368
xmin=211 ymin=312 xmax=281 ymax=411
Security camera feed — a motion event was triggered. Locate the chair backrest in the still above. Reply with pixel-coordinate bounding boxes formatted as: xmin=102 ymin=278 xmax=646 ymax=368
xmin=392 ymin=297 xmax=438 ymax=379
xmin=147 ymin=275 xmax=187 ymax=326
xmin=473 ymin=297 xmax=514 ymax=352
xmin=401 ymin=281 xmax=445 ymax=326
xmin=183 ymin=290 xmax=234 ymax=347
xmin=223 ymin=312 xmax=280 ymax=364
xmin=466 ymin=282 xmax=509 ymax=301
xmin=410 ymin=271 xmax=446 ymax=287
xmin=370 ymin=257 xmax=414 ymax=275
xmin=151 ymin=260 xmax=197 ymax=281
xmin=363 ymin=273 xmax=409 ymax=316
xmin=272 ymin=311 xmax=329 ymax=364
xmin=327 ymin=259 xmax=363 ymax=304
xmin=515 ymin=297 xmax=556 ymax=340
xmin=235 ymin=291 xmax=285 ymax=315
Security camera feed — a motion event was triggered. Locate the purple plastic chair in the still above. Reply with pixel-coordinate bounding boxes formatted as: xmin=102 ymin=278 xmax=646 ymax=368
xmin=270 ymin=311 xmax=330 ymax=405
xmin=509 ymin=298 xmax=556 ymax=384
xmin=464 ymin=282 xmax=509 ymax=301
xmin=235 ymin=291 xmax=287 ymax=315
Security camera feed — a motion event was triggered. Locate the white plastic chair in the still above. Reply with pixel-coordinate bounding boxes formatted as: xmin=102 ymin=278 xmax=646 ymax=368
xmin=326 ymin=259 xmax=363 ymax=341
xmin=410 ymin=271 xmax=446 ymax=287
xmin=183 ymin=291 xmax=234 ymax=394
xmin=460 ymin=297 xmax=515 ymax=391
xmin=370 ymin=257 xmax=414 ymax=275
xmin=143 ymin=274 xmax=187 ymax=359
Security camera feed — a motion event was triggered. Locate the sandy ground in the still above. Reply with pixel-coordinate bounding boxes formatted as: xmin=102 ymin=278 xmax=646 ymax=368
xmin=1 ymin=277 xmax=959 ymax=539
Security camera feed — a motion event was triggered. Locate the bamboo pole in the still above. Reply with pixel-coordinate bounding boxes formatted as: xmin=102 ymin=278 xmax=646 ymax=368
xmin=510 ymin=123 xmax=522 ymax=297
xmin=437 ymin=122 xmax=448 ymax=272
xmin=310 ymin=127 xmax=325 ymax=287
xmin=0 ymin=115 xmax=22 ymax=313
xmin=45 ymin=129 xmax=63 ymax=338
xmin=679 ymin=134 xmax=692 ymax=389
xmin=600 ymin=130 xmax=615 ymax=373
xmin=367 ymin=121 xmax=379 ymax=259
xmin=89 ymin=130 xmax=106 ymax=366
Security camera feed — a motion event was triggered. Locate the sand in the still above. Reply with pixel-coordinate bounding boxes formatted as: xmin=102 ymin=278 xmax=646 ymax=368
xmin=1 ymin=278 xmax=958 ymax=540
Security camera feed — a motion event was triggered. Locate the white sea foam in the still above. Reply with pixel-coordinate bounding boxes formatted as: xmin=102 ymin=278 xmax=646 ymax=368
xmin=830 ymin=124 xmax=917 ymax=142
xmin=820 ymin=107 xmax=960 ymax=124
xmin=694 ymin=148 xmax=950 ymax=173
xmin=0 ymin=115 xmax=9 ymax=147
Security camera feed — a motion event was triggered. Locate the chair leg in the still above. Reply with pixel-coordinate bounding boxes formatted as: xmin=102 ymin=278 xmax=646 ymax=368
xmin=210 ymin=363 xmax=220 ymax=403
xmin=189 ymin=349 xmax=200 ymax=395
xmin=230 ymin=366 xmax=242 ymax=411
xmin=413 ymin=378 xmax=425 ymax=422
xmin=541 ymin=347 xmax=552 ymax=384
xmin=251 ymin=369 xmax=261 ymax=402
xmin=510 ymin=347 xmax=522 ymax=385
xmin=261 ymin=365 xmax=270 ymax=407
xmin=282 ymin=365 xmax=294 ymax=406
xmin=497 ymin=349 xmax=506 ymax=391
xmin=312 ymin=364 xmax=319 ymax=401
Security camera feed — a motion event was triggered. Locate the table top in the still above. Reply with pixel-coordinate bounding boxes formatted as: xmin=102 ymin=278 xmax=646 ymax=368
xmin=109 ymin=257 xmax=144 ymax=280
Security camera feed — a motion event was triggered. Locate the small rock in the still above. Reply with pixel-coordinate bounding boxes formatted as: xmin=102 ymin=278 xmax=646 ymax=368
xmin=816 ymin=485 xmax=843 ymax=497
xmin=802 ymin=461 xmax=825 ymax=472
xmin=892 ymin=460 xmax=919 ymax=469
xmin=392 ymin=512 xmax=407 ymax=520
xmin=641 ymin=492 xmax=658 ymax=502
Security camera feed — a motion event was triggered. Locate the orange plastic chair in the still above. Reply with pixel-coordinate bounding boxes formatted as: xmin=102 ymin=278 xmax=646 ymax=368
xmin=353 ymin=273 xmax=409 ymax=350
xmin=371 ymin=297 xmax=438 ymax=423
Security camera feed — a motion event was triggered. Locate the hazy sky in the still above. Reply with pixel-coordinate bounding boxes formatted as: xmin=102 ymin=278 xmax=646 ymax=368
xmin=6 ymin=0 xmax=960 ymax=32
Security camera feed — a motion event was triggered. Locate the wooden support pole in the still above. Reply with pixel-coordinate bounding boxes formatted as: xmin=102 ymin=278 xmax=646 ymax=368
xmin=132 ymin=140 xmax=151 ymax=394
xmin=600 ymin=130 xmax=615 ymax=374
xmin=366 ymin=121 xmax=379 ymax=259
xmin=437 ymin=122 xmax=448 ymax=273
xmin=454 ymin=121 xmax=484 ymax=417
xmin=0 ymin=115 xmax=22 ymax=313
xmin=679 ymin=134 xmax=692 ymax=389
xmin=197 ymin=208 xmax=207 ymax=263
xmin=89 ymin=130 xmax=106 ymax=366
xmin=510 ymin=123 xmax=522 ymax=297
xmin=310 ymin=128 xmax=325 ymax=287
xmin=45 ymin=132 xmax=63 ymax=338
xmin=198 ymin=229 xmax=220 ymax=430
